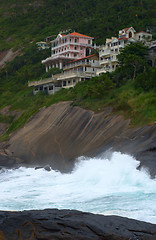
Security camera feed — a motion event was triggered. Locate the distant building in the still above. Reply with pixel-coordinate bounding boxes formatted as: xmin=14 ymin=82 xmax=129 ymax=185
xmin=135 ymin=31 xmax=152 ymax=43
xmin=97 ymin=26 xmax=152 ymax=75
xmin=29 ymin=54 xmax=101 ymax=95
xmin=146 ymin=41 xmax=156 ymax=67
xmin=36 ymin=41 xmax=50 ymax=50
xmin=42 ymin=32 xmax=94 ymax=71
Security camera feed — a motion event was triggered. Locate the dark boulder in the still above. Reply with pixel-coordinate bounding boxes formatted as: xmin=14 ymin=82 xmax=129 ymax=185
xmin=0 ymin=209 xmax=156 ymax=240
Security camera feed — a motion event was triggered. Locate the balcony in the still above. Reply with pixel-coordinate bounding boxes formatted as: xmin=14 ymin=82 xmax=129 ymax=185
xmin=63 ymin=61 xmax=91 ymax=70
xmin=100 ymin=58 xmax=111 ymax=65
xmin=52 ymin=49 xmax=79 ymax=56
xmin=53 ymin=71 xmax=95 ymax=81
xmin=28 ymin=71 xmax=96 ymax=87
xmin=28 ymin=77 xmax=55 ymax=87
xmin=42 ymin=54 xmax=79 ymax=64
xmin=52 ymin=42 xmax=92 ymax=50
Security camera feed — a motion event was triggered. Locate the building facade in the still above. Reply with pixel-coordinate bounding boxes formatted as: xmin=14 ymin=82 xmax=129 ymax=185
xmin=42 ymin=32 xmax=94 ymax=71
xmin=29 ymin=54 xmax=100 ymax=95
xmin=97 ymin=27 xmax=152 ymax=75
xmin=36 ymin=41 xmax=50 ymax=50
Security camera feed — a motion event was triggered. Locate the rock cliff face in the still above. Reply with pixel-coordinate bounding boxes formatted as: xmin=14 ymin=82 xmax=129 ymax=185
xmin=1 ymin=102 xmax=156 ymax=176
xmin=0 ymin=209 xmax=156 ymax=240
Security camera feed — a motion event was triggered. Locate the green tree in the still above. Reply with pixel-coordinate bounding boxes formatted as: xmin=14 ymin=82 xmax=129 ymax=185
xmin=117 ymin=42 xmax=149 ymax=80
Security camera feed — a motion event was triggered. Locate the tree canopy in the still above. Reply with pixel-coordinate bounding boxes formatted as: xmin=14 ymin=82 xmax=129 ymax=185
xmin=117 ymin=42 xmax=149 ymax=80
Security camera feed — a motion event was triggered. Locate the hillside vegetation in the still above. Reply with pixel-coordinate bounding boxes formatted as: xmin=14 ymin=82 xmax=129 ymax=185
xmin=0 ymin=0 xmax=156 ymax=50
xmin=0 ymin=0 xmax=156 ymax=140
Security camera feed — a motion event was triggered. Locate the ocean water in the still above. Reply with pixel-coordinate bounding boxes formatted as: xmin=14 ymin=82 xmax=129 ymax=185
xmin=0 ymin=152 xmax=156 ymax=224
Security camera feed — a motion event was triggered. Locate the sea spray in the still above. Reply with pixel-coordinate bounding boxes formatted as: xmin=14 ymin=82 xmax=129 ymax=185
xmin=0 ymin=152 xmax=156 ymax=223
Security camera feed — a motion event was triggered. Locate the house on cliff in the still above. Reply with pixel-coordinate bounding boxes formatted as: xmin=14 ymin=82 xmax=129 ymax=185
xmin=42 ymin=32 xmax=94 ymax=71
xmin=28 ymin=31 xmax=100 ymax=95
xmin=28 ymin=54 xmax=101 ymax=95
xmin=97 ymin=27 xmax=152 ymax=75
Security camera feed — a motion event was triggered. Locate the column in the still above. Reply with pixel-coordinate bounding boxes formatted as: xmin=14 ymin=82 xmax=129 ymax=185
xmin=49 ymin=65 xmax=51 ymax=70
xmin=59 ymin=61 xmax=63 ymax=69
xmin=56 ymin=62 xmax=59 ymax=68
xmin=46 ymin=65 xmax=48 ymax=72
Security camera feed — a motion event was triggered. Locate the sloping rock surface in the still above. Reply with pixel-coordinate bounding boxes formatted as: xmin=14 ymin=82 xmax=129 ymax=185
xmin=0 ymin=209 xmax=156 ymax=240
xmin=0 ymin=102 xmax=156 ymax=176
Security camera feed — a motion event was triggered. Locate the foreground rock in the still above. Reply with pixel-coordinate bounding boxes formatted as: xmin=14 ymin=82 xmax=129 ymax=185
xmin=0 ymin=102 xmax=156 ymax=176
xmin=0 ymin=209 xmax=156 ymax=240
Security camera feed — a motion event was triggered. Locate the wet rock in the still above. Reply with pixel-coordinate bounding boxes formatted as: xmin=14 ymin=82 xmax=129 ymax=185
xmin=0 ymin=102 xmax=154 ymax=177
xmin=44 ymin=165 xmax=51 ymax=171
xmin=0 ymin=209 xmax=155 ymax=240
xmin=35 ymin=165 xmax=51 ymax=171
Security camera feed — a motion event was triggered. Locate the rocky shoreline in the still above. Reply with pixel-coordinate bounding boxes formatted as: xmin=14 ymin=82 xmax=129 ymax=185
xmin=0 ymin=102 xmax=156 ymax=177
xmin=0 ymin=102 xmax=156 ymax=239
xmin=0 ymin=209 xmax=156 ymax=240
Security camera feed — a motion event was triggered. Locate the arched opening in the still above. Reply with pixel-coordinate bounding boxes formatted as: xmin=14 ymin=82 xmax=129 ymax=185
xmin=129 ymin=31 xmax=132 ymax=38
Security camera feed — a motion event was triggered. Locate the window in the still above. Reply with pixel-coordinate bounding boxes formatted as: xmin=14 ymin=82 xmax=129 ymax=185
xmin=74 ymin=53 xmax=77 ymax=57
xmin=68 ymin=80 xmax=71 ymax=84
xmin=74 ymin=46 xmax=77 ymax=50
xmin=49 ymin=86 xmax=53 ymax=90
xmin=75 ymin=38 xmax=77 ymax=43
xmin=70 ymin=38 xmax=71 ymax=42
xmin=80 ymin=47 xmax=83 ymax=50
xmin=39 ymin=86 xmax=43 ymax=90
xmin=93 ymin=68 xmax=94 ymax=71
xmin=93 ymin=60 xmax=94 ymax=63
xmin=88 ymin=40 xmax=91 ymax=44
xmin=35 ymin=87 xmax=38 ymax=91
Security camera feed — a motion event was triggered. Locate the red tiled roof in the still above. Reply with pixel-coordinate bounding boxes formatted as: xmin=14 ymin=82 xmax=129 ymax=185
xmin=61 ymin=34 xmax=66 ymax=37
xmin=136 ymin=31 xmax=150 ymax=34
xmin=118 ymin=37 xmax=128 ymax=40
xmin=124 ymin=27 xmax=131 ymax=32
xmin=69 ymin=32 xmax=93 ymax=38
xmin=68 ymin=54 xmax=97 ymax=64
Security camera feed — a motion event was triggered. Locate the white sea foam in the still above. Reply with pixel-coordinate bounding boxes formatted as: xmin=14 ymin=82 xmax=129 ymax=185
xmin=0 ymin=152 xmax=156 ymax=223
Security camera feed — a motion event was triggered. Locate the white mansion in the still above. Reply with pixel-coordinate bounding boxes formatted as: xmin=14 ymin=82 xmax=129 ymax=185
xmin=97 ymin=27 xmax=152 ymax=75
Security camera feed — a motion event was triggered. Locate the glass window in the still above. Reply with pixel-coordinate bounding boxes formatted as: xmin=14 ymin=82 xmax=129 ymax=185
xmin=49 ymin=86 xmax=53 ymax=90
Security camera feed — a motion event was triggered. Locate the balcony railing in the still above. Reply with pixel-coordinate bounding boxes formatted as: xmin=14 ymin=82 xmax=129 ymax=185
xmin=63 ymin=61 xmax=91 ymax=70
xmin=28 ymin=71 xmax=96 ymax=87
xmin=42 ymin=54 xmax=78 ymax=64
xmin=52 ymin=42 xmax=92 ymax=50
